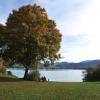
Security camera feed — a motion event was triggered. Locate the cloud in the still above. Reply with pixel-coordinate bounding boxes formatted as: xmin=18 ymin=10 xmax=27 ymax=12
xmin=47 ymin=0 xmax=100 ymax=62
xmin=0 ymin=0 xmax=100 ymax=62
xmin=37 ymin=0 xmax=85 ymax=20
xmin=36 ymin=0 xmax=91 ymax=62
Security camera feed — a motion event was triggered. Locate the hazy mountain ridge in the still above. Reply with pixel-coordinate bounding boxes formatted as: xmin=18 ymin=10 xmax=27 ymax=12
xmin=11 ymin=60 xmax=100 ymax=69
xmin=54 ymin=60 xmax=100 ymax=69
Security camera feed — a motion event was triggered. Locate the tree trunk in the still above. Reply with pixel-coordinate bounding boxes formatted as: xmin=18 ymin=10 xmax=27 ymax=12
xmin=23 ymin=67 xmax=29 ymax=80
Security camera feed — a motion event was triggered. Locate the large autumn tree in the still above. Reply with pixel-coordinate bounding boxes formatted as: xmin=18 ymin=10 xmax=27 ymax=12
xmin=0 ymin=57 xmax=6 ymax=73
xmin=0 ymin=24 xmax=6 ymax=73
xmin=0 ymin=24 xmax=7 ymax=50
xmin=3 ymin=4 xmax=62 ymax=79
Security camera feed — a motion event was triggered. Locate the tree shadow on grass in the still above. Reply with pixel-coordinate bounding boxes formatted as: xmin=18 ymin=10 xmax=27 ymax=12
xmin=0 ymin=77 xmax=24 ymax=82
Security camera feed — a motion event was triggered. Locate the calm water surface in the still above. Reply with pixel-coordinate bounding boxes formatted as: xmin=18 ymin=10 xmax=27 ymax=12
xmin=7 ymin=68 xmax=84 ymax=82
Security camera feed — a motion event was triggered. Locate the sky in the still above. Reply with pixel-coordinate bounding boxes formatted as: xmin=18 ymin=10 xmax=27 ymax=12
xmin=0 ymin=0 xmax=100 ymax=62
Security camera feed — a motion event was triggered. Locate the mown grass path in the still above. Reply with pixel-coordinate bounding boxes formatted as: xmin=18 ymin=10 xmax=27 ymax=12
xmin=0 ymin=81 xmax=100 ymax=100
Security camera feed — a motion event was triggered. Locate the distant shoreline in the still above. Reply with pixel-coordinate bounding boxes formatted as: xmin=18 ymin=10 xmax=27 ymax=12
xmin=7 ymin=67 xmax=86 ymax=70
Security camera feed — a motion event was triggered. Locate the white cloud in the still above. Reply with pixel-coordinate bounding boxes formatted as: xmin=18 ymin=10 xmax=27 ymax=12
xmin=57 ymin=0 xmax=100 ymax=62
xmin=37 ymin=0 xmax=100 ymax=62
xmin=1 ymin=0 xmax=100 ymax=62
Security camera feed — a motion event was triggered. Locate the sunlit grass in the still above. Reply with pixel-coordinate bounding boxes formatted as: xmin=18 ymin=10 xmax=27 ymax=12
xmin=0 ymin=81 xmax=100 ymax=100
xmin=0 ymin=73 xmax=17 ymax=78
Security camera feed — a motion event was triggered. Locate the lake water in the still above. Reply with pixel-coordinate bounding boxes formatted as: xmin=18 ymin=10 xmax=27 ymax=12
xmin=7 ymin=68 xmax=84 ymax=82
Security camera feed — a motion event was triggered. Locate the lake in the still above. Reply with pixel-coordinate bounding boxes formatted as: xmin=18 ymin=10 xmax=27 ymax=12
xmin=7 ymin=68 xmax=85 ymax=82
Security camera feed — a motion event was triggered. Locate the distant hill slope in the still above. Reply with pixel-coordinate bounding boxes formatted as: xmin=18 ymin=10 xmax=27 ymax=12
xmin=54 ymin=60 xmax=100 ymax=69
xmin=10 ymin=59 xmax=100 ymax=69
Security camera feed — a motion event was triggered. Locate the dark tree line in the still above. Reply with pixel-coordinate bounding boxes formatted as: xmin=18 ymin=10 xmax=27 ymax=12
xmin=83 ymin=64 xmax=100 ymax=82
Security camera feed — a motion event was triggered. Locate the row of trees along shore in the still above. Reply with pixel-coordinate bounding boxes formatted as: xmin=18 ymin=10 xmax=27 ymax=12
xmin=83 ymin=64 xmax=100 ymax=82
xmin=0 ymin=4 xmax=62 ymax=80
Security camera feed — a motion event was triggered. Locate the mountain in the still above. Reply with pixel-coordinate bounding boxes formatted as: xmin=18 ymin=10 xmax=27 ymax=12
xmin=10 ymin=59 xmax=100 ymax=69
xmin=54 ymin=60 xmax=100 ymax=69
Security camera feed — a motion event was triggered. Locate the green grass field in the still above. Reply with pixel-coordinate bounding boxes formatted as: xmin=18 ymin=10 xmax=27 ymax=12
xmin=0 ymin=81 xmax=100 ymax=100
xmin=0 ymin=73 xmax=17 ymax=78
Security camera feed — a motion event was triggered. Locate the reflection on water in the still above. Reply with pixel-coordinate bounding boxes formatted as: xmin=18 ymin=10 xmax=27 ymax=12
xmin=7 ymin=68 xmax=84 ymax=82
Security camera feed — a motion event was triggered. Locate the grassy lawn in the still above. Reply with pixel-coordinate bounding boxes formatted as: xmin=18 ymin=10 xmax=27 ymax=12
xmin=0 ymin=81 xmax=100 ymax=100
xmin=0 ymin=73 xmax=17 ymax=78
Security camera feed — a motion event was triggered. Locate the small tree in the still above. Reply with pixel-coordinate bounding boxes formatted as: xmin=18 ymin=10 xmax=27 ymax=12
xmin=2 ymin=4 xmax=62 ymax=80
xmin=83 ymin=64 xmax=100 ymax=82
xmin=27 ymin=70 xmax=40 ymax=81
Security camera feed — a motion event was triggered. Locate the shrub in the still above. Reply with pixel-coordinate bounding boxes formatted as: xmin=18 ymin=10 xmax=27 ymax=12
xmin=27 ymin=70 xmax=40 ymax=81
xmin=83 ymin=64 xmax=100 ymax=82
xmin=7 ymin=71 xmax=12 ymax=75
